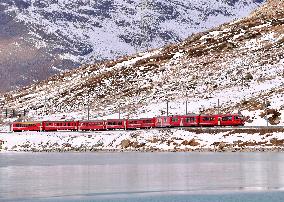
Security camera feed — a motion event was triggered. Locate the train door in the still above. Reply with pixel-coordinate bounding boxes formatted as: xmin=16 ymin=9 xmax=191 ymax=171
xmin=124 ymin=120 xmax=127 ymax=130
xmin=156 ymin=117 xmax=170 ymax=127
xmin=156 ymin=117 xmax=163 ymax=127
xmin=180 ymin=117 xmax=184 ymax=127
xmin=218 ymin=117 xmax=221 ymax=126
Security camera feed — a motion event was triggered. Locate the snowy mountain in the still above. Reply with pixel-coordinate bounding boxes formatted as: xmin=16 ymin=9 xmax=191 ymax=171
xmin=0 ymin=0 xmax=264 ymax=91
xmin=2 ymin=0 xmax=284 ymax=128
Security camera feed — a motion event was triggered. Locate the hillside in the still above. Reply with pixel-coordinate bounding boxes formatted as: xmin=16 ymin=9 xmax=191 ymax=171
xmin=0 ymin=0 xmax=264 ymax=91
xmin=1 ymin=0 xmax=284 ymax=127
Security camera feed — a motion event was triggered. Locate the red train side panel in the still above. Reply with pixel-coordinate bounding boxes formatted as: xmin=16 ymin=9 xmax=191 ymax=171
xmin=78 ymin=120 xmax=106 ymax=131
xmin=219 ymin=114 xmax=245 ymax=126
xmin=126 ymin=119 xmax=143 ymax=129
xmin=182 ymin=115 xmax=200 ymax=127
xmin=140 ymin=118 xmax=156 ymax=129
xmin=106 ymin=119 xmax=126 ymax=130
xmin=199 ymin=115 xmax=218 ymax=127
xmin=155 ymin=116 xmax=172 ymax=128
xmin=43 ymin=121 xmax=78 ymax=131
xmin=12 ymin=122 xmax=42 ymax=132
xmin=199 ymin=114 xmax=245 ymax=127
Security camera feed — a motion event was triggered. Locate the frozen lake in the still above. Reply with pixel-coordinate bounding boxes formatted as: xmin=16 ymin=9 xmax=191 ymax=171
xmin=1 ymin=152 xmax=284 ymax=202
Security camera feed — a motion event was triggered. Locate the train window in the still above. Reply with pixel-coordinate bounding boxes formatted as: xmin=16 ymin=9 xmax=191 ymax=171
xmin=222 ymin=116 xmax=232 ymax=121
xmin=202 ymin=117 xmax=215 ymax=121
xmin=118 ymin=122 xmax=122 ymax=125
xmin=164 ymin=118 xmax=167 ymax=122
xmin=172 ymin=118 xmax=178 ymax=122
xmin=235 ymin=116 xmax=240 ymax=120
xmin=186 ymin=117 xmax=196 ymax=122
xmin=68 ymin=123 xmax=70 ymax=126
xmin=143 ymin=120 xmax=152 ymax=123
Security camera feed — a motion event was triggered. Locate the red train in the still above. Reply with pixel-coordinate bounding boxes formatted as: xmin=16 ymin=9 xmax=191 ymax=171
xmin=11 ymin=113 xmax=245 ymax=132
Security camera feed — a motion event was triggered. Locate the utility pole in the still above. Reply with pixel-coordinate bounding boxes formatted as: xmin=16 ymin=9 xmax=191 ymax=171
xmin=12 ymin=109 xmax=15 ymax=118
xmin=44 ymin=96 xmax=47 ymax=115
xmin=217 ymin=99 xmax=220 ymax=114
xmin=118 ymin=104 xmax=121 ymax=119
xmin=87 ymin=96 xmax=90 ymax=121
xmin=166 ymin=100 xmax=169 ymax=116
xmin=185 ymin=101 xmax=188 ymax=115
xmin=265 ymin=99 xmax=268 ymax=127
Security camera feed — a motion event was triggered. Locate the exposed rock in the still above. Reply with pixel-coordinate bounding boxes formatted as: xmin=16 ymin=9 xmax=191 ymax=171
xmin=218 ymin=142 xmax=226 ymax=151
xmin=260 ymin=109 xmax=281 ymax=125
xmin=121 ymin=139 xmax=131 ymax=149
xmin=244 ymin=72 xmax=253 ymax=80
xmin=181 ymin=139 xmax=200 ymax=147
xmin=270 ymin=138 xmax=284 ymax=146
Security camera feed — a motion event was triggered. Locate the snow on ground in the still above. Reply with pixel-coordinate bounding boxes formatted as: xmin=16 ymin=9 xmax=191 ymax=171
xmin=1 ymin=128 xmax=284 ymax=152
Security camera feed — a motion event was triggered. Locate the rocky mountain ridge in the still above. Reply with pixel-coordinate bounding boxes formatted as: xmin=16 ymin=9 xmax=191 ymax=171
xmin=0 ymin=0 xmax=264 ymax=91
xmin=1 ymin=0 xmax=284 ymax=126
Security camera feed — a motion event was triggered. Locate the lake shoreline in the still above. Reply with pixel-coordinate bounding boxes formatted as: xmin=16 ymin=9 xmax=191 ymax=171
xmin=1 ymin=128 xmax=284 ymax=153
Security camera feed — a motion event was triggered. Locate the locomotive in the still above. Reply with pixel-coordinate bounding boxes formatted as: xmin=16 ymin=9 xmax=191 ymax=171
xmin=11 ymin=113 xmax=245 ymax=132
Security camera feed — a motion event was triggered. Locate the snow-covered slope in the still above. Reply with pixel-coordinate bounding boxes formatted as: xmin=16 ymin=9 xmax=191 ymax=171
xmin=1 ymin=0 xmax=283 ymax=127
xmin=0 ymin=0 xmax=264 ymax=91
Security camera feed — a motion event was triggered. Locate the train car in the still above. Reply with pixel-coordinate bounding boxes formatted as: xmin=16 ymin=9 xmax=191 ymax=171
xmin=199 ymin=115 xmax=219 ymax=127
xmin=169 ymin=115 xmax=184 ymax=127
xmin=11 ymin=122 xmax=42 ymax=132
xmin=42 ymin=121 xmax=78 ymax=131
xmin=78 ymin=120 xmax=106 ymax=131
xmin=155 ymin=116 xmax=172 ymax=128
xmin=219 ymin=114 xmax=245 ymax=126
xmin=126 ymin=119 xmax=144 ymax=130
xmin=155 ymin=115 xmax=200 ymax=128
xmin=182 ymin=114 xmax=200 ymax=127
xmin=105 ymin=119 xmax=126 ymax=130
xmin=199 ymin=114 xmax=245 ymax=127
xmin=140 ymin=118 xmax=156 ymax=129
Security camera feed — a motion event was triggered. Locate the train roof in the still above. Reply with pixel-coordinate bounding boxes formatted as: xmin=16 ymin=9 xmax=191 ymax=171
xmin=199 ymin=113 xmax=242 ymax=116
xmin=43 ymin=120 xmax=77 ymax=122
xmin=80 ymin=120 xmax=105 ymax=122
xmin=13 ymin=122 xmax=41 ymax=124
